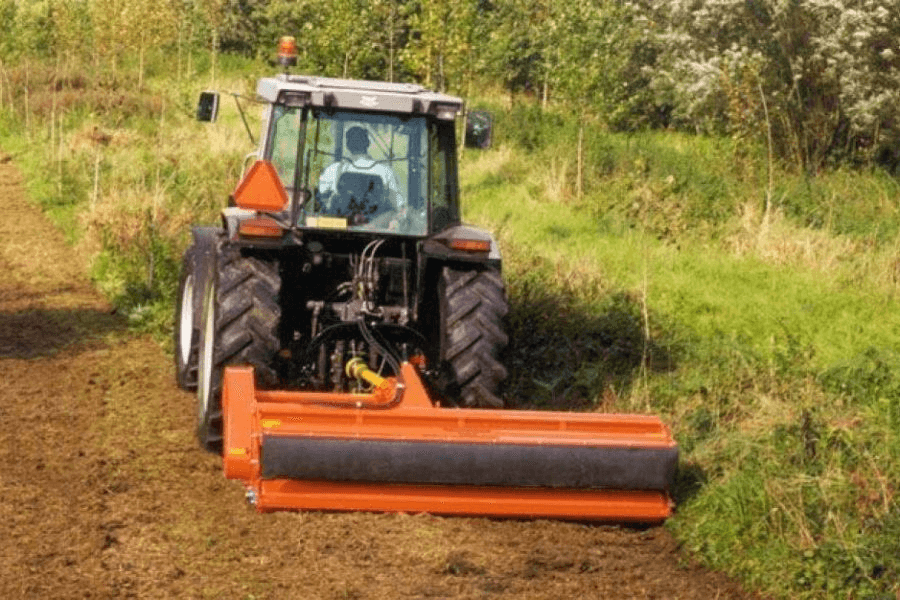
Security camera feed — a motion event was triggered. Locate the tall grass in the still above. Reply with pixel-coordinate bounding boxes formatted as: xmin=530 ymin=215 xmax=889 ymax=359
xmin=0 ymin=55 xmax=258 ymax=329
xmin=1 ymin=58 xmax=898 ymax=598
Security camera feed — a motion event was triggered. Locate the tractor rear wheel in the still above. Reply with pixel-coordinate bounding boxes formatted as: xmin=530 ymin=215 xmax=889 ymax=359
xmin=196 ymin=244 xmax=281 ymax=453
xmin=439 ymin=266 xmax=508 ymax=408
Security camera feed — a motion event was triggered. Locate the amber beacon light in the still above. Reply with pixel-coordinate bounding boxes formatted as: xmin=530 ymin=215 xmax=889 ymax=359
xmin=278 ymin=36 xmax=298 ymax=69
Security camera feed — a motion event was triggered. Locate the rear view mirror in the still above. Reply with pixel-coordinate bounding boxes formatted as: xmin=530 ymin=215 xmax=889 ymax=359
xmin=465 ymin=110 xmax=493 ymax=149
xmin=197 ymin=91 xmax=220 ymax=122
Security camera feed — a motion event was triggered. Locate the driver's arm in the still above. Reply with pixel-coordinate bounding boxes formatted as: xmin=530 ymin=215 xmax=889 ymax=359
xmin=383 ymin=167 xmax=406 ymax=212
xmin=316 ymin=163 xmax=339 ymax=211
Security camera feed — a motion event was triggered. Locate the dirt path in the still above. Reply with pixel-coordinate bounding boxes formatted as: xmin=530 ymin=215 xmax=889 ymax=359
xmin=0 ymin=154 xmax=763 ymax=599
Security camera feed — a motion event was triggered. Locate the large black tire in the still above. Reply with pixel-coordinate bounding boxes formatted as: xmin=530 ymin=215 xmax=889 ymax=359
xmin=439 ymin=266 xmax=509 ymax=408
xmin=174 ymin=248 xmax=200 ymax=391
xmin=196 ymin=243 xmax=281 ymax=453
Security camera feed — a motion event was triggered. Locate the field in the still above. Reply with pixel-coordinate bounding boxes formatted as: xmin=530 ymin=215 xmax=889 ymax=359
xmin=1 ymin=57 xmax=898 ymax=598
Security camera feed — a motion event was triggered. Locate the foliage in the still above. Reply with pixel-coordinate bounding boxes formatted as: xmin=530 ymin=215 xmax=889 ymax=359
xmin=651 ymin=0 xmax=900 ymax=171
xmin=478 ymin=0 xmax=549 ymax=97
xmin=0 ymin=0 xmax=226 ymax=88
xmin=548 ymin=2 xmax=642 ymax=124
xmin=402 ymin=0 xmax=476 ymax=91
xmin=4 ymin=0 xmax=900 ymax=172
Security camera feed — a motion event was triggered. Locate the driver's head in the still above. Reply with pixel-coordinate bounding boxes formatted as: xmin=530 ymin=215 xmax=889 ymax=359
xmin=346 ymin=126 xmax=369 ymax=155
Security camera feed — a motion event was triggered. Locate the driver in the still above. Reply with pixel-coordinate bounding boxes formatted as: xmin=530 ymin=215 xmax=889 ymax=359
xmin=317 ymin=126 xmax=406 ymax=225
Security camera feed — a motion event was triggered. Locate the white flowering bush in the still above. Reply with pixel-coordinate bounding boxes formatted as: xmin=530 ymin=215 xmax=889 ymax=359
xmin=651 ymin=0 xmax=900 ymax=170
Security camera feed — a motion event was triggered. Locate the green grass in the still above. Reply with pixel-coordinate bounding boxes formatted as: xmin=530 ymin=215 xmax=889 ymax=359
xmin=463 ymin=136 xmax=900 ymax=371
xmin=1 ymin=57 xmax=899 ymax=598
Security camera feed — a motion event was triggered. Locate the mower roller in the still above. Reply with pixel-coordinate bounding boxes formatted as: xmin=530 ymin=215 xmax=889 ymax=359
xmin=179 ymin=37 xmax=679 ymax=523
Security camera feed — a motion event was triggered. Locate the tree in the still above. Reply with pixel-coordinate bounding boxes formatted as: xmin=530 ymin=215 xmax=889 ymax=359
xmin=3 ymin=0 xmax=55 ymax=59
xmin=253 ymin=0 xmax=390 ymax=79
xmin=51 ymin=0 xmax=95 ymax=69
xmin=196 ymin=0 xmax=226 ymax=86
xmin=403 ymin=0 xmax=475 ymax=92
xmin=480 ymin=0 xmax=552 ymax=100
xmin=219 ymin=0 xmax=267 ymax=56
xmin=551 ymin=2 xmax=639 ymax=121
xmin=548 ymin=1 xmax=642 ymax=196
xmin=91 ymin=0 xmax=179 ymax=83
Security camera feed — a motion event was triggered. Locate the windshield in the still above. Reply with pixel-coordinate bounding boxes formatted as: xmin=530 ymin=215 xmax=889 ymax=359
xmin=267 ymin=107 xmax=453 ymax=236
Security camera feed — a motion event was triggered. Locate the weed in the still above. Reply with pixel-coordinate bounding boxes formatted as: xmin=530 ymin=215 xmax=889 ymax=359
xmin=503 ymin=253 xmax=673 ymax=410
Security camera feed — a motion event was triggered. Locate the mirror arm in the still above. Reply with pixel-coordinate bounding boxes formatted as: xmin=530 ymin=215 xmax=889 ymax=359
xmin=230 ymin=93 xmax=257 ymax=146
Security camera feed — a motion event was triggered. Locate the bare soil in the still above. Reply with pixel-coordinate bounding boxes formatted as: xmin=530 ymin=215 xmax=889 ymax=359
xmin=0 ymin=154 xmax=764 ymax=599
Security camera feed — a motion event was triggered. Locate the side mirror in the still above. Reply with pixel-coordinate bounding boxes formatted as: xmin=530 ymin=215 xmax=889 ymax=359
xmin=465 ymin=110 xmax=493 ymax=149
xmin=197 ymin=91 xmax=220 ymax=122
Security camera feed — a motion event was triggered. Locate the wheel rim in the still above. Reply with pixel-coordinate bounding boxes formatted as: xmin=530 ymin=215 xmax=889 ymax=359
xmin=197 ymin=281 xmax=215 ymax=418
xmin=178 ymin=273 xmax=194 ymax=366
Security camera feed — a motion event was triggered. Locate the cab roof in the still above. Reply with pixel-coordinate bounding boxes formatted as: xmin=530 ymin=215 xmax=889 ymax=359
xmin=256 ymin=74 xmax=463 ymax=119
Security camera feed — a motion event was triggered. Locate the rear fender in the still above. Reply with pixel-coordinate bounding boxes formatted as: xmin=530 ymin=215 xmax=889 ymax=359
xmin=418 ymin=225 xmax=503 ymax=315
xmin=184 ymin=228 xmax=222 ymax=293
xmin=191 ymin=226 xmax=222 ymax=253
xmin=187 ymin=226 xmax=222 ymax=322
xmin=219 ymin=207 xmax=257 ymax=239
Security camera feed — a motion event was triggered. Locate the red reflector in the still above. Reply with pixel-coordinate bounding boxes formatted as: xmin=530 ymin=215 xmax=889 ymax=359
xmin=449 ymin=238 xmax=491 ymax=253
xmin=239 ymin=217 xmax=284 ymax=238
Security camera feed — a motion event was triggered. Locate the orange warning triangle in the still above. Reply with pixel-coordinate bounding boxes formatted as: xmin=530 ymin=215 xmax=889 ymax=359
xmin=233 ymin=160 xmax=289 ymax=212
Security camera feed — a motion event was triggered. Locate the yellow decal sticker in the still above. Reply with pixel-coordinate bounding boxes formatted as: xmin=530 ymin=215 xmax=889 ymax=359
xmin=306 ymin=216 xmax=347 ymax=229
xmin=260 ymin=419 xmax=282 ymax=429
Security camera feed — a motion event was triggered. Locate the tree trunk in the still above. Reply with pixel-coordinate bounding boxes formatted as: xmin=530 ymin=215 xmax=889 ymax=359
xmin=91 ymin=150 xmax=101 ymax=208
xmin=210 ymin=28 xmax=219 ymax=87
xmin=388 ymin=3 xmax=395 ymax=82
xmin=577 ymin=121 xmax=584 ymax=200
xmin=139 ymin=37 xmax=145 ymax=91
xmin=24 ymin=60 xmax=31 ymax=139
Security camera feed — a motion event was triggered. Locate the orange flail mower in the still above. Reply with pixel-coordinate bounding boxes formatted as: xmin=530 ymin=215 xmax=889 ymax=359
xmin=222 ymin=361 xmax=678 ymax=522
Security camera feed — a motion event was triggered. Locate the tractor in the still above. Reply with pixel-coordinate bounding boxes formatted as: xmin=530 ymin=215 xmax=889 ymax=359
xmin=173 ymin=39 xmax=677 ymax=521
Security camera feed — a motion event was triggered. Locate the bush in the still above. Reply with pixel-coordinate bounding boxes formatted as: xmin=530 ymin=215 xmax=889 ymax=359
xmin=651 ymin=0 xmax=900 ymax=171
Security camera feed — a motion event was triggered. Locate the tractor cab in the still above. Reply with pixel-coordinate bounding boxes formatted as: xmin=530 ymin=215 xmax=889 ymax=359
xmin=199 ymin=70 xmax=473 ymax=238
xmin=268 ymin=103 xmax=458 ymax=236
